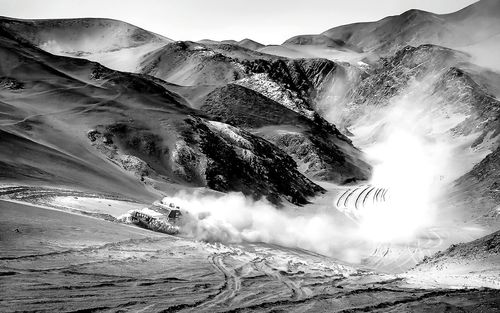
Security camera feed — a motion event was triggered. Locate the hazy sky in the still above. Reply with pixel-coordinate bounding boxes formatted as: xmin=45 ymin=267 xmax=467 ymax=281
xmin=0 ymin=0 xmax=478 ymax=44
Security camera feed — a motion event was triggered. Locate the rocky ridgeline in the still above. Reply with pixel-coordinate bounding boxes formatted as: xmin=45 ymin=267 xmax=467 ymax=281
xmin=139 ymin=40 xmax=350 ymax=119
xmin=87 ymin=118 xmax=323 ymax=206
xmin=200 ymin=84 xmax=371 ymax=183
xmin=433 ymin=67 xmax=500 ymax=141
xmin=451 ymin=146 xmax=500 ymax=229
xmin=344 ymin=45 xmax=468 ymax=117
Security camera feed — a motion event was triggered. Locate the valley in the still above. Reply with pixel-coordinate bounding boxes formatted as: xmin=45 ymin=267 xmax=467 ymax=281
xmin=1 ymin=0 xmax=500 ymax=311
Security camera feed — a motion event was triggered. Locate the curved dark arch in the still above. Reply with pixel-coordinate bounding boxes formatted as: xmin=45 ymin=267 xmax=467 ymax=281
xmin=355 ymin=185 xmax=371 ymax=210
xmin=362 ymin=186 xmax=376 ymax=207
xmin=336 ymin=189 xmax=350 ymax=208
xmin=344 ymin=187 xmax=361 ymax=207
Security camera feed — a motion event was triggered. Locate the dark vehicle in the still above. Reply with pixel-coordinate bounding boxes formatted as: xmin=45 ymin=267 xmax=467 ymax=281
xmin=130 ymin=201 xmax=183 ymax=234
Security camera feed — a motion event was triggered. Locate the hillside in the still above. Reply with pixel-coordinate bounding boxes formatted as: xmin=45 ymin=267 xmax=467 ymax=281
xmin=405 ymin=229 xmax=500 ymax=288
xmin=283 ymin=0 xmax=500 ymax=65
xmin=0 ymin=25 xmax=325 ymax=205
xmin=0 ymin=16 xmax=172 ymax=72
xmin=1 ymin=2 xmax=500 ymax=312
xmin=200 ymin=84 xmax=371 ymax=183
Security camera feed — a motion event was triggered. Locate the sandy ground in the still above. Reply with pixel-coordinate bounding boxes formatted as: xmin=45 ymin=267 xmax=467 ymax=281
xmin=1 ymin=186 xmax=500 ymax=312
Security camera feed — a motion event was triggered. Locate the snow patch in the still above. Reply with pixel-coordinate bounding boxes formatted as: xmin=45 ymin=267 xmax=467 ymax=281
xmin=235 ymin=73 xmax=316 ymax=119
xmin=207 ymin=121 xmax=254 ymax=149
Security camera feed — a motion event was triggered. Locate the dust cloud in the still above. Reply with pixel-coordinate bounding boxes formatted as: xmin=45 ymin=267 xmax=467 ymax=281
xmin=337 ymin=73 xmax=487 ymax=242
xmin=163 ymin=191 xmax=370 ymax=263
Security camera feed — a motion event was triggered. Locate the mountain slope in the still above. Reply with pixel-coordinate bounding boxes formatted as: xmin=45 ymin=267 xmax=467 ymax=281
xmin=237 ymin=38 xmax=264 ymax=50
xmin=285 ymin=0 xmax=500 ymax=61
xmin=331 ymin=43 xmax=500 ymax=231
xmin=0 ymin=16 xmax=172 ymax=72
xmin=448 ymin=146 xmax=500 ymax=230
xmin=406 ymin=229 xmax=500 ymax=288
xmin=138 ymin=41 xmax=256 ymax=86
xmin=0 ymin=25 xmax=323 ymax=205
xmin=0 ymin=16 xmax=372 ymax=192
xmin=200 ymin=84 xmax=371 ymax=183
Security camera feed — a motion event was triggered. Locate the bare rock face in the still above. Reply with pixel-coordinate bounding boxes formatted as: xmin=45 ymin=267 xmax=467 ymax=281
xmin=450 ymin=146 xmax=500 ymax=230
xmin=200 ymin=84 xmax=371 ymax=184
xmin=269 ymin=131 xmax=368 ymax=183
xmin=137 ymin=42 xmax=372 ymax=186
xmin=407 ymin=229 xmax=500 ymax=289
xmin=137 ymin=40 xmax=351 ymax=119
xmin=179 ymin=117 xmax=325 ymax=205
xmin=346 ymin=45 xmax=467 ymax=112
xmin=139 ymin=41 xmax=248 ymax=86
xmin=433 ymin=67 xmax=500 ymax=141
xmin=88 ymin=119 xmax=324 ymax=206
xmin=239 ymin=57 xmax=342 ymax=113
xmin=0 ymin=77 xmax=23 ymax=90
xmin=341 ymin=44 xmax=500 ymax=139
xmin=87 ymin=128 xmax=156 ymax=179
xmin=0 ymin=26 xmax=327 ymax=205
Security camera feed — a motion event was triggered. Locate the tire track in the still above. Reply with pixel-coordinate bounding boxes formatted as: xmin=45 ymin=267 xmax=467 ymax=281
xmin=251 ymin=258 xmax=311 ymax=301
xmin=194 ymin=253 xmax=242 ymax=310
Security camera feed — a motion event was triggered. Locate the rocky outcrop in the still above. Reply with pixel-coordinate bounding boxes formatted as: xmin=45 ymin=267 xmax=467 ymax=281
xmin=87 ymin=128 xmax=158 ymax=180
xmin=200 ymin=84 xmax=371 ymax=183
xmin=200 ymin=84 xmax=307 ymax=128
xmin=347 ymin=45 xmax=467 ymax=109
xmin=407 ymin=228 xmax=500 ymax=288
xmin=338 ymin=44 xmax=500 ymax=132
xmin=450 ymin=146 xmax=500 ymax=230
xmin=0 ymin=77 xmax=23 ymax=90
xmin=88 ymin=118 xmax=324 ymax=206
xmin=139 ymin=41 xmax=248 ymax=85
xmin=432 ymin=67 xmax=500 ymax=141
xmin=179 ymin=117 xmax=324 ymax=205
xmin=138 ymin=40 xmax=347 ymax=118
xmin=268 ymin=131 xmax=369 ymax=183
xmin=0 ymin=26 xmax=331 ymax=206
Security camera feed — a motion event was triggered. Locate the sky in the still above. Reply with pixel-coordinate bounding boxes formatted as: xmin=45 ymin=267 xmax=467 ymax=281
xmin=0 ymin=0 xmax=478 ymax=44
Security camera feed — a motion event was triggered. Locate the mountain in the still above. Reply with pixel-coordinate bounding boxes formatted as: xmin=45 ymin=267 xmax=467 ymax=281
xmin=138 ymin=41 xmax=262 ymax=86
xmin=406 ymin=229 xmax=500 ymax=288
xmin=237 ymin=38 xmax=264 ymax=50
xmin=2 ymin=3 xmax=500 ymax=312
xmin=0 ymin=24 xmax=325 ymax=205
xmin=197 ymin=38 xmax=264 ymax=51
xmin=199 ymin=84 xmax=370 ymax=182
xmin=448 ymin=146 xmax=500 ymax=231
xmin=283 ymin=0 xmax=500 ymax=65
xmin=284 ymin=34 xmax=362 ymax=54
xmin=334 ymin=42 xmax=500 ymax=231
xmin=0 ymin=16 xmax=373 ymax=203
xmin=0 ymin=16 xmax=172 ymax=72
xmin=137 ymin=44 xmax=372 ymax=183
xmin=138 ymin=41 xmax=361 ymax=117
